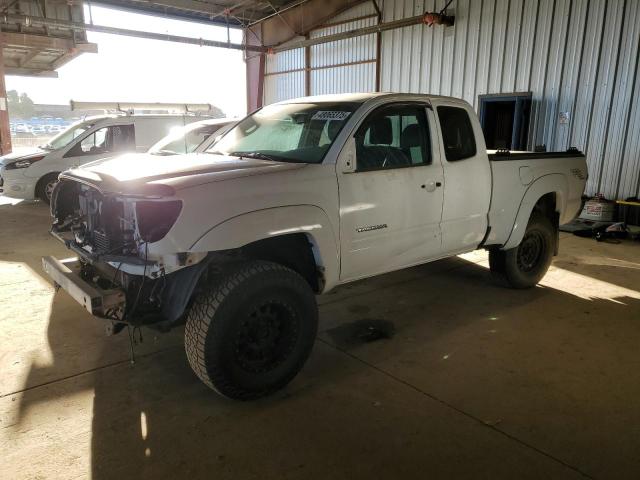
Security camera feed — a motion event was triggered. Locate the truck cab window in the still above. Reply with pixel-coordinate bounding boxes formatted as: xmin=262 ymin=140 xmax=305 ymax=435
xmin=355 ymin=104 xmax=431 ymax=171
xmin=318 ymin=119 xmax=343 ymax=147
xmin=437 ymin=106 xmax=477 ymax=161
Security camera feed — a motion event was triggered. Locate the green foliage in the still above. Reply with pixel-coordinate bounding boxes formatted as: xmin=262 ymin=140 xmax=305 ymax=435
xmin=7 ymin=90 xmax=35 ymax=119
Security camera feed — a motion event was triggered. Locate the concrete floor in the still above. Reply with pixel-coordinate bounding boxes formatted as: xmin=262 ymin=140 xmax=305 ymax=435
xmin=1 ymin=199 xmax=639 ymax=480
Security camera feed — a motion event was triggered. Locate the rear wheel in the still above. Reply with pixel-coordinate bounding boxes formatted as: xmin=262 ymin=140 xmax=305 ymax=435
xmin=489 ymin=213 xmax=556 ymax=289
xmin=36 ymin=173 xmax=59 ymax=204
xmin=184 ymin=261 xmax=318 ymax=400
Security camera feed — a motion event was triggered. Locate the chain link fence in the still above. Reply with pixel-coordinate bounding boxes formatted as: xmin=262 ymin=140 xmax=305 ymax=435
xmin=10 ymin=136 xmax=52 ymax=153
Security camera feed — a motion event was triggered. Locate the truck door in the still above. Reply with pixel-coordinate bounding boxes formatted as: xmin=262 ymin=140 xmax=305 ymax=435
xmin=338 ymin=102 xmax=445 ymax=281
xmin=433 ymin=102 xmax=491 ymax=255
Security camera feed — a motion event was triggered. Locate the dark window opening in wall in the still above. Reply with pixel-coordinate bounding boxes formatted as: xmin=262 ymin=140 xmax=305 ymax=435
xmin=479 ymin=92 xmax=532 ymax=151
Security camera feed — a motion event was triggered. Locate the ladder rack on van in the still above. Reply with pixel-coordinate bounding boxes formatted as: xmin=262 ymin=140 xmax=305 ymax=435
xmin=70 ymin=100 xmax=214 ymax=115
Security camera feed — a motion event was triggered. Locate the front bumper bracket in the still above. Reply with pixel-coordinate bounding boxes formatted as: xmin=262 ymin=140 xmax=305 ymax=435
xmin=42 ymin=256 xmax=126 ymax=318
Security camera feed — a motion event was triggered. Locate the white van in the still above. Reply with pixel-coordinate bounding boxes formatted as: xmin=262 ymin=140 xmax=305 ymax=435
xmin=0 ymin=114 xmax=202 ymax=203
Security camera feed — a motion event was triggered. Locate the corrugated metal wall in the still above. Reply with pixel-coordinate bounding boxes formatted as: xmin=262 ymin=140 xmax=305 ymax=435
xmin=264 ymin=3 xmax=378 ymax=103
xmin=309 ymin=2 xmax=378 ymax=95
xmin=263 ymin=38 xmax=306 ymax=104
xmin=381 ymin=0 xmax=640 ymax=199
xmin=262 ymin=0 xmax=640 ymax=199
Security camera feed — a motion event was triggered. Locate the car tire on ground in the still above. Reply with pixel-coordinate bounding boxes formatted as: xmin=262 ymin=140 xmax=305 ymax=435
xmin=489 ymin=212 xmax=556 ymax=289
xmin=184 ymin=260 xmax=318 ymax=400
xmin=36 ymin=173 xmax=60 ymax=204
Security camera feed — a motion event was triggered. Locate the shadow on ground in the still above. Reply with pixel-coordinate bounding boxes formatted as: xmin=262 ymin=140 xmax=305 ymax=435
xmin=21 ymin=264 xmax=640 ymax=478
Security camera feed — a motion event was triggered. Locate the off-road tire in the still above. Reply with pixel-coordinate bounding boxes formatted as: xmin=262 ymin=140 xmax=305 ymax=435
xmin=489 ymin=213 xmax=556 ymax=289
xmin=36 ymin=173 xmax=59 ymax=204
xmin=184 ymin=261 xmax=318 ymax=400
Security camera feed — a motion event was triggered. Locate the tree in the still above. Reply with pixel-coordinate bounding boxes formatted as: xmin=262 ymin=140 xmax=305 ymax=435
xmin=19 ymin=92 xmax=35 ymax=118
xmin=7 ymin=90 xmax=21 ymax=118
xmin=7 ymin=90 xmax=19 ymax=105
xmin=7 ymin=90 xmax=35 ymax=119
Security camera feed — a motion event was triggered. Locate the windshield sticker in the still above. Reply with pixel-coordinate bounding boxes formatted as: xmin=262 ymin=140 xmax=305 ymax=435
xmin=312 ymin=111 xmax=351 ymax=121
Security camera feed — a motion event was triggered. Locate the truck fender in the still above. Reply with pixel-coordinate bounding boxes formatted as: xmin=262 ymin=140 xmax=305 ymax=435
xmin=190 ymin=205 xmax=340 ymax=290
xmin=502 ymin=174 xmax=567 ymax=250
xmin=158 ymin=254 xmax=215 ymax=328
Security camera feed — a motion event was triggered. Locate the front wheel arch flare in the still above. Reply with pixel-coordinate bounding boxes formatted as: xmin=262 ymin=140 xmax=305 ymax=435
xmin=189 ymin=205 xmax=339 ymax=292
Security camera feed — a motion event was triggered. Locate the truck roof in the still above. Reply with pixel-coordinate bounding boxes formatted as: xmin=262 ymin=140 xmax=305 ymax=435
xmin=277 ymin=92 xmax=471 ymax=107
xmin=280 ymin=92 xmax=388 ymax=104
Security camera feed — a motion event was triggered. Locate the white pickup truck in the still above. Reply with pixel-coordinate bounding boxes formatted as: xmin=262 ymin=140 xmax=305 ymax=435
xmin=42 ymin=93 xmax=587 ymax=400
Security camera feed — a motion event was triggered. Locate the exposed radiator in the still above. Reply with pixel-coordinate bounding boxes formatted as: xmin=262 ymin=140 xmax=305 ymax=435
xmin=92 ymin=230 xmax=111 ymax=253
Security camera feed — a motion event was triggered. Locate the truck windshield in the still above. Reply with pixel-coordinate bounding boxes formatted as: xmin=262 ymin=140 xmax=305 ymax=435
xmin=208 ymin=102 xmax=359 ymax=163
xmin=150 ymin=123 xmax=225 ymax=155
xmin=42 ymin=121 xmax=95 ymax=150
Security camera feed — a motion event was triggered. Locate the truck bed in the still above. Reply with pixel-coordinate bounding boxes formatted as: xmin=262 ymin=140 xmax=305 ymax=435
xmin=485 ymin=149 xmax=587 ymax=247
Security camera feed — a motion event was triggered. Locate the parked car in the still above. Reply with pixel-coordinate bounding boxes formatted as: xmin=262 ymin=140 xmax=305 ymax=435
xmin=31 ymin=125 xmax=47 ymax=136
xmin=148 ymin=117 xmax=238 ymax=155
xmin=0 ymin=114 xmax=205 ymax=203
xmin=42 ymin=93 xmax=587 ymax=400
xmin=46 ymin=125 xmax=65 ymax=134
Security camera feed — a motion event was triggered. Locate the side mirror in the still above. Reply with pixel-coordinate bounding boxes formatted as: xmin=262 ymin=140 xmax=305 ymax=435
xmin=340 ymin=137 xmax=357 ymax=173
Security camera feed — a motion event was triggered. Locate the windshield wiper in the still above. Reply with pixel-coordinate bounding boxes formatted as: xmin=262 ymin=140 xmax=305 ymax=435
xmin=230 ymin=151 xmax=282 ymax=162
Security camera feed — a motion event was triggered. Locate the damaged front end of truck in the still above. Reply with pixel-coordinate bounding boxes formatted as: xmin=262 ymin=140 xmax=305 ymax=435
xmin=44 ymin=170 xmax=210 ymax=334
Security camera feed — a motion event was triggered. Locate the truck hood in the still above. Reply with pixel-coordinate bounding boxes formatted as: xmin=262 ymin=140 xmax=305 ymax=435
xmin=65 ymin=152 xmax=306 ymax=194
xmin=0 ymin=147 xmax=47 ymax=166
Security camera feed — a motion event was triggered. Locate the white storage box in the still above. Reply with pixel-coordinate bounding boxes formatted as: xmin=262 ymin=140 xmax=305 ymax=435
xmin=579 ymin=199 xmax=615 ymax=221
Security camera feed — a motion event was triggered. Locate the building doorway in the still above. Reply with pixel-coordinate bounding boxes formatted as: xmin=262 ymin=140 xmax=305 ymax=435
xmin=478 ymin=92 xmax=532 ymax=151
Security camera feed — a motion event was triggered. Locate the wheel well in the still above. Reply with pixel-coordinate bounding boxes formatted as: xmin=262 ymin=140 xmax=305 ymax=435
xmin=533 ymin=192 xmax=559 ymax=225
xmin=534 ymin=192 xmax=560 ymax=255
xmin=36 ymin=172 xmax=60 ymax=193
xmin=237 ymin=233 xmax=321 ymax=292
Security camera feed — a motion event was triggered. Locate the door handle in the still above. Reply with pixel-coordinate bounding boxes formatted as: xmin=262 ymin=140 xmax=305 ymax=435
xmin=422 ymin=180 xmax=441 ymax=192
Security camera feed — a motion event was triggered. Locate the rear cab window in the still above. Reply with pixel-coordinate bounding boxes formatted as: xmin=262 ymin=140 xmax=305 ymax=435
xmin=437 ymin=106 xmax=477 ymax=161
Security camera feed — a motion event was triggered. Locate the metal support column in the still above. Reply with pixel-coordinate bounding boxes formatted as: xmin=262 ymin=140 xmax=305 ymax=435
xmin=245 ymin=26 xmax=265 ymax=112
xmin=371 ymin=0 xmax=382 ymax=92
xmin=0 ymin=44 xmax=11 ymax=155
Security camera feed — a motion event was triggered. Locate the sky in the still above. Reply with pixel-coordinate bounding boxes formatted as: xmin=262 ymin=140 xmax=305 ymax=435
xmin=6 ymin=6 xmax=247 ymax=117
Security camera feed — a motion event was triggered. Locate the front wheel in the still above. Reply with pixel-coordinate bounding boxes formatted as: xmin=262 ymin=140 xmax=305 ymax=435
xmin=36 ymin=173 xmax=60 ymax=204
xmin=184 ymin=261 xmax=318 ymax=400
xmin=489 ymin=213 xmax=556 ymax=289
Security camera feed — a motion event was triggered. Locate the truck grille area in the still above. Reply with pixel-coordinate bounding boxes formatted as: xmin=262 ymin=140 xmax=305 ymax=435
xmin=92 ymin=230 xmax=112 ymax=253
xmin=52 ymin=179 xmax=137 ymax=258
